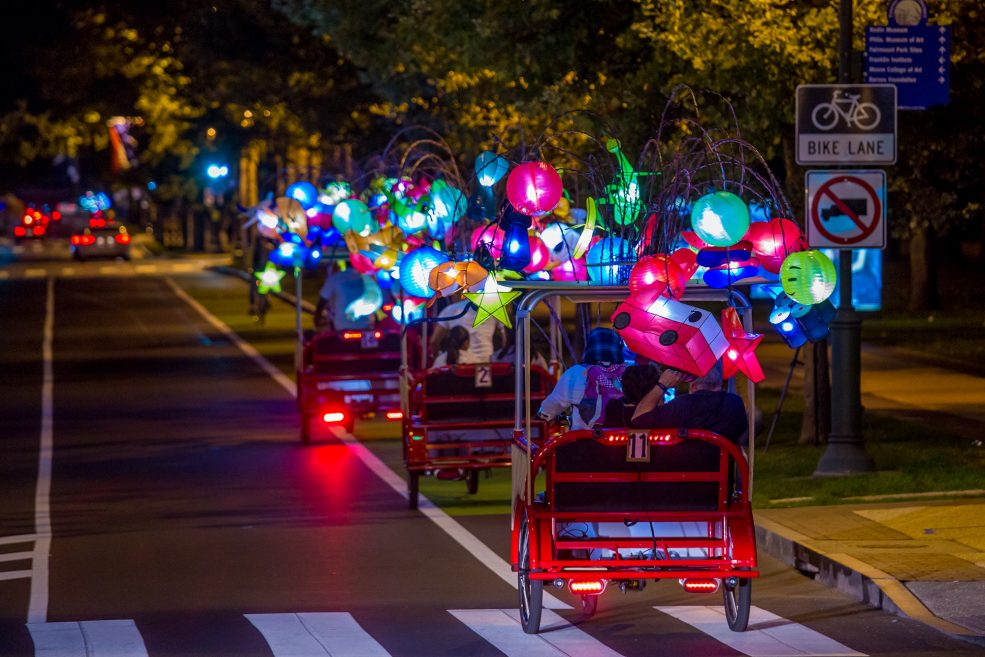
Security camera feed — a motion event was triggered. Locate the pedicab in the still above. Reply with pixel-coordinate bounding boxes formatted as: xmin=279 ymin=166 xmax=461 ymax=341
xmin=509 ymin=283 xmax=759 ymax=634
xmin=399 ymin=312 xmax=552 ymax=509
xmin=296 ymin=327 xmax=402 ymax=442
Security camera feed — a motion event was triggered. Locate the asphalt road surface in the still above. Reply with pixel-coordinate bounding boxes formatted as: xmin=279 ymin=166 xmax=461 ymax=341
xmin=0 ymin=271 xmax=979 ymax=656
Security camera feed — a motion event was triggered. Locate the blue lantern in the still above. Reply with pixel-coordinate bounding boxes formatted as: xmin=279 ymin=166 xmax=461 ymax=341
xmin=586 ymin=237 xmax=634 ymax=285
xmin=498 ymin=205 xmax=532 ymax=272
xmin=399 ymin=246 xmax=449 ymax=299
xmin=771 ymin=313 xmax=809 ymax=349
xmin=690 ymin=191 xmax=750 ymax=247
xmin=475 ymin=151 xmax=510 ymax=187
xmin=702 ymin=258 xmax=761 ymax=288
xmin=286 ymin=181 xmax=319 ymax=210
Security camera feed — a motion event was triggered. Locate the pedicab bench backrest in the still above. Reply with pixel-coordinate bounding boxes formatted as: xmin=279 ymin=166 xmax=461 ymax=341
xmin=551 ymin=429 xmax=728 ymax=512
xmin=415 ymin=363 xmax=550 ymax=424
xmin=306 ymin=331 xmax=401 ymax=376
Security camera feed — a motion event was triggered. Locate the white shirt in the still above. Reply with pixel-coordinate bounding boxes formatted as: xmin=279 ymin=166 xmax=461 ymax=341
xmin=432 ymin=349 xmax=480 ymax=368
xmin=436 ymin=299 xmax=495 ymax=362
xmin=319 ymin=269 xmax=372 ymax=330
xmin=537 ymin=364 xmax=591 ymax=430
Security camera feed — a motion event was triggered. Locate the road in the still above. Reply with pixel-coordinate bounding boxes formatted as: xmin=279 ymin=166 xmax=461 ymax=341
xmin=0 ymin=267 xmax=979 ymax=656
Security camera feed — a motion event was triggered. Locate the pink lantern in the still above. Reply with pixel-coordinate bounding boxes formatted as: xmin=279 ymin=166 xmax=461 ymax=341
xmin=550 ymin=257 xmax=588 ymax=282
xmin=523 ymin=235 xmax=550 ymax=273
xmin=680 ymin=230 xmax=709 ymax=251
xmin=721 ymin=307 xmax=765 ymax=382
xmin=629 ymin=254 xmax=688 ymax=299
xmin=349 ymin=251 xmax=376 ymax=274
xmin=470 ymin=224 xmax=505 ymax=258
xmin=670 ymin=248 xmax=699 ymax=280
xmin=746 ymin=218 xmax=806 ymax=274
xmin=611 ymin=285 xmax=729 ymax=377
xmin=506 ymin=162 xmax=563 ymax=217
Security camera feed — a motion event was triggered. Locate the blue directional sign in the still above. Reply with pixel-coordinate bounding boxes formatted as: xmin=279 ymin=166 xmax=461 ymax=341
xmin=864 ymin=24 xmax=950 ymax=110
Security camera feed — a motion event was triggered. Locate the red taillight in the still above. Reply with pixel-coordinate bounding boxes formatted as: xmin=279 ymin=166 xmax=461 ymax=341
xmin=89 ymin=218 xmax=106 ymax=228
xmin=570 ymin=580 xmax=606 ymax=594
xmin=83 ymin=235 xmax=96 ymax=245
xmin=342 ymin=331 xmax=363 ymax=340
xmin=52 ymin=211 xmax=61 ymax=220
xmin=322 ymin=411 xmax=346 ymax=424
xmin=33 ymin=226 xmax=45 ymax=235
xmin=373 ymin=331 xmax=382 ymax=339
xmin=681 ymin=578 xmax=720 ymax=593
xmin=14 ymin=226 xmax=26 ymax=236
xmin=115 ymin=233 xmax=130 ymax=244
xmin=385 ymin=410 xmax=403 ymax=421
xmin=71 ymin=235 xmax=81 ymax=245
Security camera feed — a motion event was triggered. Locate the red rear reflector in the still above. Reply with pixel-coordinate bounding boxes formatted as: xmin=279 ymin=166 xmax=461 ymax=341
xmin=322 ymin=411 xmax=346 ymax=423
xmin=342 ymin=331 xmax=362 ymax=340
xmin=14 ymin=226 xmax=26 ymax=236
xmin=569 ymin=580 xmax=605 ymax=594
xmin=385 ymin=411 xmax=403 ymax=420
xmin=681 ymin=578 xmax=720 ymax=593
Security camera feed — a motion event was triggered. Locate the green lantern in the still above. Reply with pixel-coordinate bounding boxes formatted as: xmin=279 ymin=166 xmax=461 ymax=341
xmin=780 ymin=249 xmax=837 ymax=304
xmin=690 ymin=191 xmax=750 ymax=247
xmin=332 ymin=199 xmax=374 ymax=236
xmin=604 ymin=139 xmax=645 ymax=226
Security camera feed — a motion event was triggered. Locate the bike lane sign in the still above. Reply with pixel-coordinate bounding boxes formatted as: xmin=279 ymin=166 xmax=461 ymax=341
xmin=796 ymin=84 xmax=897 ymax=165
xmin=806 ymin=170 xmax=887 ymax=249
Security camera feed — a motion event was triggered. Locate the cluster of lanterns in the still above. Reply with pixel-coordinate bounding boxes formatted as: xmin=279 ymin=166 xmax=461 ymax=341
xmin=250 ymin=146 xmax=839 ymax=378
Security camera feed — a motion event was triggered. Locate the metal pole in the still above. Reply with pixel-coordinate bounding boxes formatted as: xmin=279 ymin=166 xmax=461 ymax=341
xmin=294 ymin=266 xmax=303 ymax=376
xmin=815 ymin=0 xmax=874 ymax=474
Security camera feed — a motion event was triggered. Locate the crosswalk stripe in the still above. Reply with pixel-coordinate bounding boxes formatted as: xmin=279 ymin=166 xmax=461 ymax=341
xmin=27 ymin=619 xmax=148 ymax=657
xmin=451 ymin=609 xmax=624 ymax=657
xmin=246 ymin=612 xmax=392 ymax=657
xmin=656 ymin=606 xmax=866 ymax=657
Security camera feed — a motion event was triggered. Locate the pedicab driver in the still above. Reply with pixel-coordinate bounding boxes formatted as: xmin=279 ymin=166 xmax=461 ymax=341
xmin=315 ymin=262 xmax=373 ymax=331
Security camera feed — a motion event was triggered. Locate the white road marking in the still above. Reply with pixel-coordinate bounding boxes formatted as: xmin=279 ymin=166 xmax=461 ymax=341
xmin=28 ymin=619 xmax=148 ymax=657
xmin=247 ymin=612 xmax=391 ymax=657
xmin=25 ymin=268 xmax=47 ymax=278
xmin=99 ymin=265 xmax=118 ymax=274
xmin=167 ymin=275 xmax=570 ymax=610
xmin=172 ymin=263 xmax=195 ymax=272
xmin=0 ymin=533 xmax=35 ymax=545
xmin=451 ymin=608 xmax=624 ymax=657
xmin=134 ymin=265 xmax=157 ymax=273
xmin=60 ymin=268 xmax=76 ymax=277
xmin=0 ymin=551 xmax=33 ymax=562
xmin=656 ymin=606 xmax=866 ymax=657
xmin=0 ymin=570 xmax=32 ymax=581
xmin=28 ymin=277 xmax=55 ymax=623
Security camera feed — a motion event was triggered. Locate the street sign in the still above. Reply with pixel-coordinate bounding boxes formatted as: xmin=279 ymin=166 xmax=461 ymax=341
xmin=796 ymin=85 xmax=897 ymax=165
xmin=806 ymin=170 xmax=887 ymax=249
xmin=864 ymin=25 xmax=950 ymax=109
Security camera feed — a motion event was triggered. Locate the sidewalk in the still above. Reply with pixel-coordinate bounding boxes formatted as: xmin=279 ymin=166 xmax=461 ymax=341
xmin=757 ymin=497 xmax=985 ymax=646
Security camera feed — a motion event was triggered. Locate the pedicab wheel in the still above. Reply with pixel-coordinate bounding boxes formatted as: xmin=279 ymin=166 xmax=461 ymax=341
xmin=408 ymin=472 xmax=420 ymax=510
xmin=466 ymin=469 xmax=480 ymax=495
xmin=580 ymin=594 xmax=598 ymax=618
xmin=300 ymin=413 xmax=312 ymax=445
xmin=518 ymin=512 xmax=543 ymax=634
xmin=723 ymin=577 xmax=752 ymax=632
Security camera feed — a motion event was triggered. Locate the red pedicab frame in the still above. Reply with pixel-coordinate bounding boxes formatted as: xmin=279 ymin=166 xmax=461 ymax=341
xmin=508 ymin=283 xmax=759 ymax=634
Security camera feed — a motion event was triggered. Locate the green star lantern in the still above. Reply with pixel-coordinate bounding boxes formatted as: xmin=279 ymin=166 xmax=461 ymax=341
xmin=464 ymin=275 xmax=521 ymax=328
xmin=255 ymin=262 xmax=286 ymax=294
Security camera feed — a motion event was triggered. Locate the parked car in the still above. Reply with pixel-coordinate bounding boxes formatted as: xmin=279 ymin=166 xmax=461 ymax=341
xmin=70 ymin=225 xmax=131 ymax=261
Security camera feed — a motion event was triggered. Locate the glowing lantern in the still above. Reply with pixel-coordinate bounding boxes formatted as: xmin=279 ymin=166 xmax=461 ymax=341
xmin=269 ymin=239 xmax=305 ymax=268
xmin=475 ymin=151 xmax=510 ymax=187
xmin=690 ymin=191 xmax=750 ymax=247
xmin=747 ymin=218 xmax=806 ymax=273
xmin=604 ymin=139 xmax=645 ymax=226
xmin=470 ymin=224 xmax=505 ymax=259
xmin=629 ymin=254 xmax=688 ymax=298
xmin=780 ymin=249 xmax=837 ymax=304
xmin=399 ymin=247 xmax=449 ymax=299
xmin=392 ymin=298 xmax=426 ymax=324
xmin=611 ymin=284 xmax=729 ymax=377
xmin=275 ymin=197 xmax=308 ymax=240
xmin=319 ymin=181 xmax=351 ymax=206
xmin=506 ymin=162 xmax=563 ymax=217
xmin=286 ymin=181 xmax=318 ymax=209
xmin=345 ymin=275 xmax=383 ymax=320
xmin=571 ymin=197 xmax=598 ymax=259
xmin=541 ymin=223 xmax=580 ymax=266
xmin=550 ymin=257 xmax=587 ymax=282
xmin=349 ymin=251 xmax=377 ymax=274
xmin=702 ymin=257 xmax=761 ymax=288
xmin=255 ymin=262 xmax=285 ymax=295
xmin=670 ymin=248 xmax=699 ymax=281
xmin=587 ymin=237 xmax=633 ymax=285
xmin=428 ymin=260 xmax=488 ymax=301
xmin=463 ymin=276 xmax=522 ymax=328
xmin=333 ymin=199 xmax=374 ymax=236
xmin=523 ymin=235 xmax=550 ymax=274
xmin=255 ymin=204 xmax=282 ymax=240
xmin=428 ymin=179 xmax=466 ymax=225
xmin=498 ymin=206 xmax=533 ymax=271
xmin=720 ymin=307 xmax=765 ymax=383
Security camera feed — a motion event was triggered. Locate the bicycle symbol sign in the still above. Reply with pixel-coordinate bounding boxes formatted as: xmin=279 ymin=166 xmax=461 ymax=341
xmin=806 ymin=170 xmax=887 ymax=249
xmin=796 ymin=84 xmax=896 ymax=165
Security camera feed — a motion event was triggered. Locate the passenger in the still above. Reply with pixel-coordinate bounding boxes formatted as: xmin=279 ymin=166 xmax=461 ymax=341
xmin=600 ymin=363 xmax=663 ymax=427
xmin=491 ymin=326 xmax=549 ymax=371
xmin=315 ymin=262 xmax=373 ymax=331
xmin=630 ymin=361 xmax=748 ymax=446
xmin=429 ymin=293 xmax=496 ymax=363
xmin=537 ymin=328 xmax=624 ymax=430
xmin=432 ymin=326 xmax=479 ymax=367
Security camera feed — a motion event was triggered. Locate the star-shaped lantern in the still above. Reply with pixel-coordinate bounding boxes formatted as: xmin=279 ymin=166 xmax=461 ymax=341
xmin=255 ymin=262 xmax=286 ymax=295
xmin=721 ymin=306 xmax=765 ymax=383
xmin=464 ymin=275 xmax=521 ymax=328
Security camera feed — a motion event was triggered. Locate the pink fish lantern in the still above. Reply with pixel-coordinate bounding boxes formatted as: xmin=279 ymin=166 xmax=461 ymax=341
xmin=611 ymin=284 xmax=728 ymax=377
xmin=349 ymin=251 xmax=377 ymax=274
xmin=550 ymin=256 xmax=588 ymax=282
xmin=746 ymin=218 xmax=806 ymax=274
xmin=670 ymin=247 xmax=699 ymax=280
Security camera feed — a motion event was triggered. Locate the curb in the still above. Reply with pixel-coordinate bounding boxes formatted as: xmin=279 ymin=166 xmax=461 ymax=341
xmin=755 ymin=518 xmax=985 ymax=647
xmin=210 ymin=265 xmax=316 ymax=314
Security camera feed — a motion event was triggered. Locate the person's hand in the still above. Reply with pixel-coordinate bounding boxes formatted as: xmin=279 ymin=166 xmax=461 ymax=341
xmin=659 ymin=368 xmax=690 ymax=390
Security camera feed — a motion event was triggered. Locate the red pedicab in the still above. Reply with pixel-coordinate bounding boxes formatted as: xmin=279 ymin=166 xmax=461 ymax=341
xmin=509 ymin=284 xmax=759 ymax=634
xmin=297 ymin=327 xmax=402 ymax=442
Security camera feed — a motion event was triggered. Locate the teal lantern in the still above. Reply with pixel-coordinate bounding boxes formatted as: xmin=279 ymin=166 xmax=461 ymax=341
xmin=690 ymin=191 xmax=750 ymax=247
xmin=475 ymin=151 xmax=510 ymax=187
xmin=429 ymin=179 xmax=467 ymax=225
xmin=780 ymin=249 xmax=837 ymax=304
xmin=332 ymin=199 xmax=374 ymax=236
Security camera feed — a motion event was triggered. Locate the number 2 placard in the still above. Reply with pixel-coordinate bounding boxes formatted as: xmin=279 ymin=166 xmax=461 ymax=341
xmin=474 ymin=365 xmax=492 ymax=388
